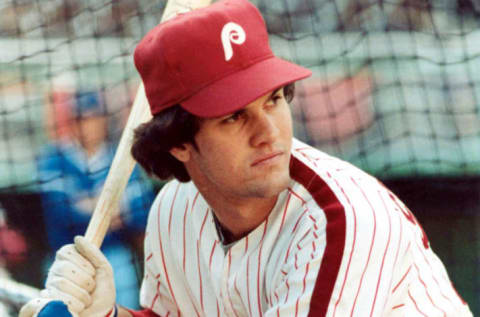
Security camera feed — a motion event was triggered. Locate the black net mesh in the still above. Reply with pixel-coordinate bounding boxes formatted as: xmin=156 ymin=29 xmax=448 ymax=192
xmin=0 ymin=0 xmax=479 ymax=315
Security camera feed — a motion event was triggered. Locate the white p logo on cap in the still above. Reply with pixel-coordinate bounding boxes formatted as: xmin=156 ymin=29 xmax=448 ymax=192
xmin=221 ymin=22 xmax=246 ymax=61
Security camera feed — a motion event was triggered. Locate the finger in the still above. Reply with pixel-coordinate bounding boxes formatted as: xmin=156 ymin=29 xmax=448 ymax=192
xmin=46 ymin=275 xmax=92 ymax=307
xmin=74 ymin=236 xmax=112 ymax=271
xmin=48 ymin=258 xmax=96 ymax=292
xmin=56 ymin=244 xmax=95 ymax=276
xmin=41 ymin=288 xmax=85 ymax=313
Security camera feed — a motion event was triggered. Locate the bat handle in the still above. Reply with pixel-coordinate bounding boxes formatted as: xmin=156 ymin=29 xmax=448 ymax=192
xmin=84 ymin=84 xmax=151 ymax=247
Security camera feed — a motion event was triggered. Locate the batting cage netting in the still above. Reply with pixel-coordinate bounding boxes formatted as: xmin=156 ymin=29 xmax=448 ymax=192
xmin=0 ymin=0 xmax=479 ymax=315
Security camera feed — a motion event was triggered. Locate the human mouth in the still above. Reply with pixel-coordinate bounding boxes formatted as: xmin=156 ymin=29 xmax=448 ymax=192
xmin=251 ymin=151 xmax=284 ymax=167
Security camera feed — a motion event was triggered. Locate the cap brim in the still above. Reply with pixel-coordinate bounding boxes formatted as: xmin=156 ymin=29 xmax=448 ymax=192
xmin=180 ymin=57 xmax=312 ymax=118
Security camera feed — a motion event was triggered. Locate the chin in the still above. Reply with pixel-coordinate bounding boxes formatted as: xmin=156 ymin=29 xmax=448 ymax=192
xmin=249 ymin=171 xmax=290 ymax=198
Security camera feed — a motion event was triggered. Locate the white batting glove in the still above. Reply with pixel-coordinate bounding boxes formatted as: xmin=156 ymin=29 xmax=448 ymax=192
xmin=20 ymin=236 xmax=117 ymax=317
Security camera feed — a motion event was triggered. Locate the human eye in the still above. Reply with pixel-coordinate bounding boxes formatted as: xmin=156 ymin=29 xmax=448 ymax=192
xmin=221 ymin=110 xmax=243 ymax=124
xmin=267 ymin=89 xmax=285 ymax=107
xmin=273 ymin=92 xmax=284 ymax=103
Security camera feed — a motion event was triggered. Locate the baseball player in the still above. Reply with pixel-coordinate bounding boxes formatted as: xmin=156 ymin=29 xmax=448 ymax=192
xmin=20 ymin=0 xmax=473 ymax=316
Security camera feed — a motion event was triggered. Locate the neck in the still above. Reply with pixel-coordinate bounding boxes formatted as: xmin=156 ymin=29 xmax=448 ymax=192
xmin=198 ymin=185 xmax=278 ymax=244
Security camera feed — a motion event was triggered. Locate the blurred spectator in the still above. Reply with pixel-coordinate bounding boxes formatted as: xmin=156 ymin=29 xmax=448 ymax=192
xmin=338 ymin=0 xmax=433 ymax=31
xmin=0 ymin=204 xmax=28 ymax=316
xmin=293 ymin=73 xmax=374 ymax=144
xmin=36 ymin=86 xmax=155 ymax=309
xmin=0 ymin=205 xmax=28 ymax=269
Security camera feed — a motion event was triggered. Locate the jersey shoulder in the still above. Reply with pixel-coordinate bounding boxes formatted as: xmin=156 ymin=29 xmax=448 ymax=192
xmin=290 ymin=138 xmax=374 ymax=187
xmin=289 ymin=138 xmax=394 ymax=226
xmin=146 ymin=179 xmax=195 ymax=231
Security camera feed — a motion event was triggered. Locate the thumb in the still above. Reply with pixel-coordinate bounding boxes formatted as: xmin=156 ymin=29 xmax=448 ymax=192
xmin=73 ymin=236 xmax=110 ymax=270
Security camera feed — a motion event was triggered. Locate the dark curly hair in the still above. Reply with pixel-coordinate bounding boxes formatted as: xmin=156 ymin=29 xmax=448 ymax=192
xmin=131 ymin=83 xmax=296 ymax=182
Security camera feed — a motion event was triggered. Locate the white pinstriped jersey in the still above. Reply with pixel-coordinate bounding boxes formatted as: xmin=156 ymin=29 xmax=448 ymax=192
xmin=139 ymin=138 xmax=472 ymax=317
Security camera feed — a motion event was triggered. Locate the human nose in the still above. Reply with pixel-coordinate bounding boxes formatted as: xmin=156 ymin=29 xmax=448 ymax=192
xmin=250 ymin=112 xmax=279 ymax=147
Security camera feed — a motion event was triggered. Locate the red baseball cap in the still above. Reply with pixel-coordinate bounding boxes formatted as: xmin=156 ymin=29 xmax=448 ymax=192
xmin=134 ymin=0 xmax=312 ymax=118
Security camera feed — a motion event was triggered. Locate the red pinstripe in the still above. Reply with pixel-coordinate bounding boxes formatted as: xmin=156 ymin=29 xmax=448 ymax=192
xmin=291 ymin=207 xmax=309 ymax=235
xmin=287 ymin=187 xmax=306 ymax=205
xmin=191 ymin=191 xmax=200 ymax=211
xmin=234 ymin=274 xmax=243 ymax=310
xmin=168 ymin=183 xmax=181 ymax=235
xmin=279 ymin=193 xmax=291 ymax=233
xmin=382 ymin=210 xmax=404 ymax=313
xmin=208 ymin=241 xmax=217 ymax=270
xmin=232 ymin=236 xmax=248 ymax=316
xmin=387 ymin=192 xmax=429 ymax=249
xmin=331 ymin=177 xmax=357 ymax=317
xmin=196 ymin=240 xmax=204 ymax=312
xmin=295 ymin=148 xmax=319 ymax=168
xmin=296 ymin=228 xmax=312 ymax=250
xmin=149 ymin=281 xmax=160 ymax=309
xmin=370 ymin=192 xmax=393 ymax=316
xmin=349 ymin=178 xmax=377 ymax=316
xmin=146 ymin=253 xmax=153 ymax=262
xmin=227 ymin=251 xmax=241 ymax=317
xmin=197 ymin=208 xmax=209 ymax=312
xmin=294 ymin=147 xmax=311 ymax=152
xmin=182 ymin=200 xmax=189 ymax=273
xmin=246 ymin=256 xmax=253 ymax=316
xmin=256 ymin=220 xmax=269 ymax=317
xmin=283 ymin=239 xmax=294 ymax=265
xmin=392 ymin=265 xmax=412 ymax=294
xmin=302 ymin=262 xmax=310 ymax=294
xmin=413 ymin=263 xmax=447 ymax=316
xmin=295 ymin=298 xmax=299 ymax=317
xmin=274 ymin=291 xmax=280 ymax=317
xmin=156 ymin=191 xmax=180 ymax=316
xmin=284 ymin=279 xmax=291 ymax=304
xmin=414 ymin=234 xmax=456 ymax=307
xmin=409 ymin=290 xmax=428 ymax=317
xmin=283 ymin=206 xmax=308 ymax=265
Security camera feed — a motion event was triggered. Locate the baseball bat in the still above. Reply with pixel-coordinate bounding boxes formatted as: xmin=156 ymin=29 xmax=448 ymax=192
xmin=0 ymin=276 xmax=40 ymax=309
xmin=84 ymin=0 xmax=213 ymax=247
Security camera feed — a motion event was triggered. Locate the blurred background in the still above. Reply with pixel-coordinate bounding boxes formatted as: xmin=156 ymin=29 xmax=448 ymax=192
xmin=0 ymin=0 xmax=479 ymax=315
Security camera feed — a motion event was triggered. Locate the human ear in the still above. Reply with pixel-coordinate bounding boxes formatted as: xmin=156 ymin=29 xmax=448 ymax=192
xmin=169 ymin=144 xmax=191 ymax=163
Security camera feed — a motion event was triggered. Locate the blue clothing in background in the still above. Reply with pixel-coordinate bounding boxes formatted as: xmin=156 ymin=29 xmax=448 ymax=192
xmin=36 ymin=141 xmax=155 ymax=308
